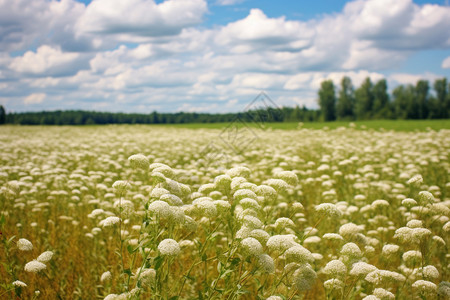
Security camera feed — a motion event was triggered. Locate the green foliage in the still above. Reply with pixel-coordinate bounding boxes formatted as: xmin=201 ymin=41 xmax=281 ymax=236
xmin=318 ymin=80 xmax=336 ymax=121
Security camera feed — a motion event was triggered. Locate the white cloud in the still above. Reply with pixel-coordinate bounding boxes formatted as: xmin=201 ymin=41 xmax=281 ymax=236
xmin=215 ymin=0 xmax=245 ymax=6
xmin=442 ymin=56 xmax=450 ymax=69
xmin=9 ymin=45 xmax=81 ymax=75
xmin=76 ymin=0 xmax=208 ymax=38
xmin=24 ymin=93 xmax=46 ymax=104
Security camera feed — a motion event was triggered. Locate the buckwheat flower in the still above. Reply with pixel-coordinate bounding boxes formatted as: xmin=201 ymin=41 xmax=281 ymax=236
xmin=158 ymin=239 xmax=180 ymax=257
xmin=373 ymin=288 xmax=395 ymax=299
xmin=407 ymin=175 xmax=423 ymax=186
xmin=315 ymin=203 xmax=342 ymax=218
xmin=17 ymin=238 xmax=33 ymax=251
xmin=128 ymin=154 xmax=149 ymax=170
xmin=324 ymin=278 xmax=344 ymax=291
xmin=240 ymin=237 xmax=263 ymax=257
xmin=339 ymin=223 xmax=363 ymax=237
xmin=371 ymin=200 xmax=390 ymax=210
xmin=418 ymin=191 xmax=434 ymax=204
xmin=234 ymin=189 xmax=257 ymax=201
xmin=139 ymin=268 xmax=156 ymax=286
xmin=340 ymin=242 xmax=362 ymax=258
xmin=412 ymin=280 xmax=437 ymax=295
xmin=275 ymin=171 xmax=298 ymax=186
xmin=265 ymin=179 xmax=289 ymax=192
xmin=257 ymin=254 xmax=275 ymax=273
xmin=292 ymin=263 xmax=317 ymax=291
xmin=256 ymin=185 xmax=277 ymax=202
xmin=148 ymin=200 xmax=171 ymax=219
xmin=349 ymin=262 xmax=377 ymax=277
xmin=431 ymin=203 xmax=450 ymax=216
xmin=226 ymin=166 xmax=250 ymax=178
xmin=214 ymin=174 xmax=232 ymax=190
xmin=303 ymin=236 xmax=321 ymax=245
xmin=242 ymin=215 xmax=263 ymax=229
xmin=274 ymin=217 xmax=295 ymax=230
xmin=100 ymin=216 xmax=120 ymax=227
xmin=250 ymin=229 xmax=270 ymax=245
xmin=419 ymin=265 xmax=439 ymax=280
xmin=160 ymin=194 xmax=183 ymax=206
xmin=101 ymin=271 xmax=112 ymax=282
xmin=438 ymin=281 xmax=450 ymax=297
xmin=323 ymin=233 xmax=344 ymax=241
xmin=285 ymin=245 xmax=314 ymax=264
xmin=198 ymin=183 xmax=215 ymax=194
xmin=24 ymin=260 xmax=47 ymax=273
xmin=433 ymin=235 xmax=446 ymax=246
xmin=292 ymin=202 xmax=304 ymax=210
xmin=406 ymin=219 xmax=423 ymax=228
xmin=402 ymin=198 xmax=417 ymax=207
xmin=12 ymin=280 xmax=27 ymax=287
xmin=214 ymin=200 xmax=231 ymax=213
xmin=112 ymin=180 xmax=130 ymax=193
xmin=323 ymin=260 xmax=347 ymax=277
xmin=266 ymin=235 xmax=298 ymax=253
xmin=365 ymin=270 xmax=405 ymax=285
xmin=444 ymin=221 xmax=450 ymax=232
xmin=104 ymin=294 xmax=118 ymax=300
xmin=195 ymin=199 xmax=217 ymax=218
xmin=382 ymin=244 xmax=399 ymax=257
xmin=37 ymin=251 xmax=53 ymax=263
xmin=150 ymin=187 xmax=170 ymax=198
xmin=231 ymin=177 xmax=247 ymax=191
xmin=239 ymin=198 xmax=261 ymax=210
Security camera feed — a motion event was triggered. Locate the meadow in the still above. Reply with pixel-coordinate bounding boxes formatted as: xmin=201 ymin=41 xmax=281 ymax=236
xmin=0 ymin=122 xmax=449 ymax=299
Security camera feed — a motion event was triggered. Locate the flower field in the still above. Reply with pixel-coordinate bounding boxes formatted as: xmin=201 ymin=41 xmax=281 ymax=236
xmin=0 ymin=124 xmax=449 ymax=299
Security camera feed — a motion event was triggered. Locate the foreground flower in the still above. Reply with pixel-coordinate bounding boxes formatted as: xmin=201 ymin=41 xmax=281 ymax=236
xmin=158 ymin=239 xmax=180 ymax=256
xmin=128 ymin=153 xmax=150 ymax=170
xmin=17 ymin=238 xmax=33 ymax=251
xmin=37 ymin=251 xmax=54 ymax=263
xmin=12 ymin=280 xmax=27 ymax=287
xmin=24 ymin=260 xmax=47 ymax=273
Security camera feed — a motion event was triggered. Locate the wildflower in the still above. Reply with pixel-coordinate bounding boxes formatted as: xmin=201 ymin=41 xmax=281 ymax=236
xmin=214 ymin=174 xmax=232 ymax=190
xmin=266 ymin=296 xmax=282 ymax=300
xmin=361 ymin=296 xmax=379 ymax=300
xmin=365 ymin=270 xmax=405 ymax=285
xmin=340 ymin=242 xmax=362 ymax=258
xmin=292 ymin=263 xmax=317 ymax=291
xmin=349 ymin=262 xmax=377 ymax=277
xmin=101 ymin=271 xmax=112 ymax=282
xmin=373 ymin=288 xmax=395 ymax=300
xmin=407 ymin=175 xmax=423 ymax=186
xmin=265 ymin=179 xmax=289 ymax=192
xmin=266 ymin=235 xmax=298 ymax=253
xmin=402 ymin=250 xmax=421 ymax=266
xmin=324 ymin=278 xmax=344 ymax=291
xmin=285 ymin=245 xmax=314 ymax=264
xmin=339 ymin=223 xmax=363 ymax=237
xmin=160 ymin=194 xmax=183 ymax=206
xmin=323 ymin=260 xmax=347 ymax=277
xmin=37 ymin=251 xmax=53 ymax=263
xmin=274 ymin=217 xmax=295 ymax=230
xmin=412 ymin=280 xmax=437 ymax=295
xmin=406 ymin=219 xmax=423 ymax=228
xmin=402 ymin=198 xmax=417 ymax=207
xmin=100 ymin=216 xmax=120 ymax=227
xmin=315 ymin=203 xmax=342 ymax=218
xmin=112 ymin=180 xmax=131 ymax=193
xmin=139 ymin=268 xmax=156 ymax=286
xmin=158 ymin=239 xmax=180 ymax=256
xmin=12 ymin=280 xmax=27 ymax=287
xmin=275 ymin=171 xmax=298 ymax=186
xmin=420 ymin=265 xmax=439 ymax=280
xmin=257 ymin=254 xmax=275 ymax=273
xmin=240 ymin=237 xmax=263 ymax=256
xmin=148 ymin=200 xmax=171 ymax=219
xmin=128 ymin=154 xmax=149 ymax=170
xmin=382 ymin=244 xmax=399 ymax=257
xmin=24 ymin=260 xmax=47 ymax=273
xmin=17 ymin=238 xmax=33 ymax=251
xmin=226 ymin=166 xmax=250 ymax=178
xmin=249 ymin=229 xmax=270 ymax=245
xmin=234 ymin=189 xmax=257 ymax=201
xmin=322 ymin=233 xmax=344 ymax=241
xmin=438 ymin=281 xmax=450 ymax=297
xmin=256 ymin=185 xmax=277 ymax=202
xmin=417 ymin=191 xmax=434 ymax=204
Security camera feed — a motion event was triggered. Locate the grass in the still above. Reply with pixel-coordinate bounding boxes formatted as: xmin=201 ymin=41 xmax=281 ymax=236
xmin=154 ymin=119 xmax=450 ymax=131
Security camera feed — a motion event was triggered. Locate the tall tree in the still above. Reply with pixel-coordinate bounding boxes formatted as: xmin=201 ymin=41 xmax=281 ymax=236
xmin=392 ymin=85 xmax=415 ymax=119
xmin=433 ymin=78 xmax=448 ymax=118
xmin=415 ymin=80 xmax=429 ymax=119
xmin=318 ymin=80 xmax=336 ymax=121
xmin=372 ymin=79 xmax=390 ymax=119
xmin=355 ymin=77 xmax=374 ymax=120
xmin=336 ymin=76 xmax=355 ymax=120
xmin=0 ymin=105 xmax=5 ymax=124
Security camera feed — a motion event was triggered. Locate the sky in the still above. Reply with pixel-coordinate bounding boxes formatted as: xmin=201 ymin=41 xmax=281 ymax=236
xmin=1 ymin=0 xmax=450 ymax=113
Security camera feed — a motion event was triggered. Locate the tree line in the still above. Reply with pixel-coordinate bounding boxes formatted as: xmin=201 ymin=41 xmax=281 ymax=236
xmin=0 ymin=77 xmax=448 ymax=125
xmin=318 ymin=77 xmax=450 ymax=121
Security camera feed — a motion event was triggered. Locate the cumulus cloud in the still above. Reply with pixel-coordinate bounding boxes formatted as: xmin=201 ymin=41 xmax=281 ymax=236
xmin=24 ymin=93 xmax=46 ymax=104
xmin=76 ymin=0 xmax=208 ymax=38
xmin=442 ymin=56 xmax=450 ymax=69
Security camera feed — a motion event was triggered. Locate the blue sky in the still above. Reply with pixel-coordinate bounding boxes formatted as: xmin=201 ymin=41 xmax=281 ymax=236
xmin=1 ymin=0 xmax=449 ymax=113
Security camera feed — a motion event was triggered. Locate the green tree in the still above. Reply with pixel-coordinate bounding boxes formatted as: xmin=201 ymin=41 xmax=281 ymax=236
xmin=336 ymin=76 xmax=355 ymax=120
xmin=0 ymin=105 xmax=5 ymax=124
xmin=355 ymin=77 xmax=374 ymax=120
xmin=318 ymin=80 xmax=336 ymax=121
xmin=372 ymin=79 xmax=390 ymax=119
xmin=392 ymin=85 xmax=415 ymax=119
xmin=415 ymin=80 xmax=429 ymax=119
xmin=433 ymin=78 xmax=448 ymax=118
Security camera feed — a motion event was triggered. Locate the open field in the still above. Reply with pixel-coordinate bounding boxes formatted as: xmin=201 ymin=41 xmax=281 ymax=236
xmin=0 ymin=124 xmax=449 ymax=299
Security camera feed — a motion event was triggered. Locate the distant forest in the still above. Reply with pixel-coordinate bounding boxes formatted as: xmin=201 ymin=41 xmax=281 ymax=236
xmin=0 ymin=77 xmax=448 ymax=125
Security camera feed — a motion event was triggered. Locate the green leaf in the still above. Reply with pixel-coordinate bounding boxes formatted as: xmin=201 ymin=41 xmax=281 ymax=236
xmin=0 ymin=214 xmax=5 ymax=225
xmin=169 ymin=296 xmax=179 ymax=300
xmin=154 ymin=256 xmax=164 ymax=270
xmin=202 ymin=253 xmax=207 ymax=262
xmin=123 ymin=268 xmax=132 ymax=276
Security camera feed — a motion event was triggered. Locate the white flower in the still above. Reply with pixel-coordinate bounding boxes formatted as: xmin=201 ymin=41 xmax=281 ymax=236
xmin=257 ymin=254 xmax=275 ymax=273
xmin=285 ymin=245 xmax=314 ymax=264
xmin=37 ymin=251 xmax=53 ymax=263
xmin=266 ymin=235 xmax=298 ymax=253
xmin=17 ymin=238 xmax=33 ymax=251
xmin=100 ymin=216 xmax=120 ymax=227
xmin=240 ymin=237 xmax=263 ymax=256
xmin=412 ymin=280 xmax=437 ymax=295
xmin=158 ymin=239 xmax=180 ymax=256
xmin=324 ymin=278 xmax=344 ymax=291
xmin=349 ymin=262 xmax=377 ymax=277
xmin=292 ymin=263 xmax=317 ymax=291
xmin=24 ymin=260 xmax=47 ymax=273
xmin=128 ymin=154 xmax=149 ymax=170
xmin=315 ymin=203 xmax=342 ymax=218
xmin=101 ymin=271 xmax=112 ymax=282
xmin=112 ymin=180 xmax=131 ymax=193
xmin=407 ymin=174 xmax=423 ymax=186
xmin=12 ymin=280 xmax=27 ymax=287
xmin=323 ymin=260 xmax=347 ymax=277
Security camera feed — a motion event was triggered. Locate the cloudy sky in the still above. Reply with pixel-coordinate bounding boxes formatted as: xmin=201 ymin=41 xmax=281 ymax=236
xmin=1 ymin=0 xmax=450 ymax=113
